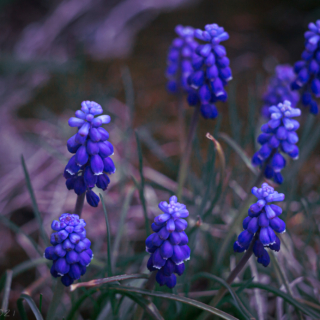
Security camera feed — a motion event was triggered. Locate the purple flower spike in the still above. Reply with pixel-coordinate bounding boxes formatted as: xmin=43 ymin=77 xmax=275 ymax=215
xmin=146 ymin=196 xmax=190 ymax=288
xmin=291 ymin=20 xmax=320 ymax=114
xmin=45 ymin=213 xmax=92 ymax=286
xmin=262 ymin=65 xmax=299 ymax=118
xmin=234 ymin=182 xmax=286 ymax=268
xmin=64 ymin=101 xmax=115 ymax=207
xmin=253 ymin=100 xmax=300 ymax=184
xmin=166 ymin=23 xmax=232 ymax=119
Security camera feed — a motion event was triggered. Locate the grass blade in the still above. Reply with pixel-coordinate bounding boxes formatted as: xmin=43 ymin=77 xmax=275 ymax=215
xmin=109 ymin=285 xmax=238 ymax=320
xmin=0 ymin=258 xmax=48 ymax=292
xmin=218 ymin=132 xmax=258 ymax=176
xmin=1 ymin=270 xmax=12 ymax=315
xmin=47 ymin=281 xmax=64 ymax=320
xmin=192 ymin=272 xmax=253 ymax=320
xmin=125 ymin=292 xmax=164 ymax=320
xmin=135 ymin=131 xmax=150 ymax=235
xmin=70 ymin=273 xmax=149 ymax=291
xmin=227 ymin=81 xmax=241 ymax=145
xmin=21 ymin=155 xmax=49 ymax=246
xmin=233 ymin=282 xmax=320 ymax=318
xmin=112 ymin=186 xmax=136 ymax=270
xmin=0 ymin=215 xmax=43 ymax=256
xmin=17 ymin=293 xmax=44 ymax=320
xmin=99 ymin=194 xmax=113 ymax=277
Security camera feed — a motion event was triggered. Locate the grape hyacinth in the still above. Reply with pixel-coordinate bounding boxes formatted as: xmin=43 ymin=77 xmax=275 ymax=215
xmin=187 ymin=23 xmax=232 ymax=119
xmin=166 ymin=25 xmax=198 ymax=94
xmin=234 ymin=183 xmax=285 ymax=267
xmin=146 ymin=196 xmax=190 ymax=288
xmin=262 ymin=65 xmax=299 ymax=118
xmin=64 ymin=101 xmax=116 ymax=207
xmin=291 ymin=20 xmax=320 ymax=114
xmin=252 ymin=100 xmax=301 ymax=184
xmin=44 ymin=213 xmax=93 ymax=286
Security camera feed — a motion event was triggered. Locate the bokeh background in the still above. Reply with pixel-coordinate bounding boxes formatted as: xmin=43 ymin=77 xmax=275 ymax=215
xmin=1 ymin=0 xmax=320 ymax=318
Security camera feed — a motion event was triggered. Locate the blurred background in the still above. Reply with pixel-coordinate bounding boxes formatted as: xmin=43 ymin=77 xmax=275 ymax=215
xmin=1 ymin=0 xmax=320 ymax=318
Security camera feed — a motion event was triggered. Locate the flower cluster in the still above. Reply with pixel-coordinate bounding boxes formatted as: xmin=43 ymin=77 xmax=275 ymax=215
xmin=262 ymin=65 xmax=299 ymax=118
xmin=291 ymin=20 xmax=320 ymax=114
xmin=146 ymin=196 xmax=190 ymax=288
xmin=252 ymin=100 xmax=301 ymax=184
xmin=234 ymin=183 xmax=285 ymax=267
xmin=166 ymin=25 xmax=198 ymax=94
xmin=64 ymin=101 xmax=116 ymax=207
xmin=187 ymin=23 xmax=232 ymax=119
xmin=44 ymin=213 xmax=93 ymax=286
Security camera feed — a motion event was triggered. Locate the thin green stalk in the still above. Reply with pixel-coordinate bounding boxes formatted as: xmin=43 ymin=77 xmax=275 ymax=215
xmin=216 ymin=164 xmax=266 ymax=266
xmin=135 ymin=131 xmax=150 ymax=235
xmin=21 ymin=155 xmax=49 ymax=247
xmin=1 ymin=270 xmax=12 ymax=319
xmin=47 ymin=280 xmax=65 ymax=320
xmin=270 ymin=252 xmax=303 ymax=319
xmin=74 ymin=192 xmax=85 ymax=217
xmin=213 ymin=236 xmax=256 ymax=307
xmin=100 ymin=194 xmax=113 ymax=277
xmin=177 ymin=105 xmax=200 ymax=201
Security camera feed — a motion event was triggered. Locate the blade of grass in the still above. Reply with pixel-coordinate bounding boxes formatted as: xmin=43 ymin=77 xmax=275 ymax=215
xmin=17 ymin=293 xmax=44 ymax=320
xmin=21 ymin=155 xmax=49 ymax=246
xmin=232 ymin=282 xmax=320 ymax=318
xmin=119 ymin=292 xmax=164 ymax=320
xmin=99 ymin=194 xmax=112 ymax=277
xmin=137 ymin=126 xmax=177 ymax=171
xmin=47 ymin=280 xmax=65 ymax=320
xmin=135 ymin=131 xmax=150 ymax=235
xmin=227 ymin=81 xmax=241 ymax=145
xmin=0 ymin=215 xmax=43 ymax=256
xmin=112 ymin=186 xmax=136 ymax=270
xmin=66 ymin=288 xmax=97 ymax=320
xmin=192 ymin=272 xmax=253 ymax=319
xmin=0 ymin=258 xmax=48 ymax=292
xmin=1 ymin=270 xmax=12 ymax=320
xmin=70 ymin=273 xmax=149 ymax=291
xmin=202 ymin=133 xmax=225 ymax=219
xmin=218 ymin=132 xmax=258 ymax=175
xmin=109 ymin=285 xmax=238 ymax=320
xmin=39 ymin=294 xmax=43 ymax=313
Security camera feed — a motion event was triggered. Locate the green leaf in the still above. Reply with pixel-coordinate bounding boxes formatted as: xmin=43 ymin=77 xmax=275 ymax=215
xmin=1 ymin=270 xmax=12 ymax=313
xmin=17 ymin=293 xmax=44 ymax=320
xmin=21 ymin=155 xmax=49 ymax=246
xmin=47 ymin=280 xmax=65 ymax=320
xmin=121 ymin=66 xmax=135 ymax=120
xmin=233 ymin=282 xmax=320 ymax=318
xmin=137 ymin=126 xmax=177 ymax=171
xmin=218 ymin=132 xmax=258 ymax=176
xmin=227 ymin=81 xmax=241 ymax=145
xmin=120 ymin=291 xmax=164 ymax=320
xmin=70 ymin=273 xmax=149 ymax=291
xmin=109 ymin=285 xmax=238 ymax=320
xmin=99 ymin=194 xmax=113 ymax=277
xmin=112 ymin=186 xmax=136 ymax=270
xmin=202 ymin=134 xmax=225 ymax=220
xmin=0 ymin=215 xmax=43 ymax=256
xmin=0 ymin=258 xmax=48 ymax=292
xmin=135 ymin=131 xmax=150 ymax=235
xmin=66 ymin=288 xmax=97 ymax=320
xmin=192 ymin=272 xmax=253 ymax=319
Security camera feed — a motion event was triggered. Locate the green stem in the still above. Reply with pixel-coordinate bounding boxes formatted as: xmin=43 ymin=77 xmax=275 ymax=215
xmin=74 ymin=192 xmax=85 ymax=217
xmin=212 ymin=235 xmax=256 ymax=308
xmin=177 ymin=105 xmax=200 ymax=200
xmin=270 ymin=252 xmax=304 ymax=320
xmin=47 ymin=280 xmax=65 ymax=320
xmin=133 ymin=271 xmax=157 ymax=320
